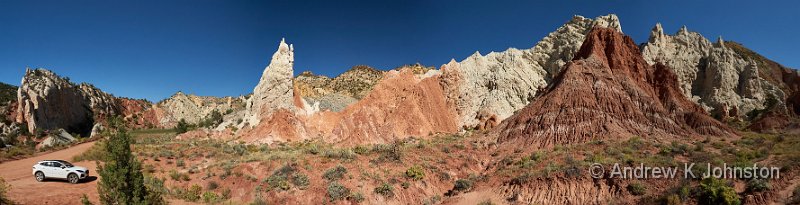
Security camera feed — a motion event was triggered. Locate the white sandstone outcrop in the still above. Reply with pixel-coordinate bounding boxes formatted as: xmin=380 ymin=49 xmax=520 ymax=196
xmin=243 ymin=38 xmax=297 ymax=126
xmin=641 ymin=24 xmax=782 ymax=118
xmin=441 ymin=14 xmax=622 ymax=128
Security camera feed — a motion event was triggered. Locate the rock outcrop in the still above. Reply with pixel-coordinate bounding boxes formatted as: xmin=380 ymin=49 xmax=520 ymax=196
xmin=441 ymin=14 xmax=623 ymax=129
xmin=496 ymin=27 xmax=735 ymax=147
xmin=154 ymin=92 xmax=244 ymax=127
xmin=14 ymin=68 xmax=162 ymax=136
xmin=294 ymin=65 xmax=384 ymax=112
xmin=641 ymin=24 xmax=783 ymax=119
xmin=16 ymin=69 xmax=96 ymax=136
xmin=243 ymin=38 xmax=297 ymax=126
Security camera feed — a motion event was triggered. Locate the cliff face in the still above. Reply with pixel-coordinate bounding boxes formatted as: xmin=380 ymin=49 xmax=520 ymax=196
xmin=15 ymin=69 xmax=96 ymax=136
xmin=641 ymin=24 xmax=784 ymax=119
xmin=441 ymin=14 xmax=622 ymax=130
xmin=496 ymin=27 xmax=734 ymax=148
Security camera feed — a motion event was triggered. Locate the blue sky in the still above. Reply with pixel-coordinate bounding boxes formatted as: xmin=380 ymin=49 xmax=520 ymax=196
xmin=1 ymin=0 xmax=797 ymax=102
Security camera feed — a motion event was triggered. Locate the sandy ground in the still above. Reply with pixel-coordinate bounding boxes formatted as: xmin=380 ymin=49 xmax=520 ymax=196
xmin=0 ymin=142 xmax=100 ymax=205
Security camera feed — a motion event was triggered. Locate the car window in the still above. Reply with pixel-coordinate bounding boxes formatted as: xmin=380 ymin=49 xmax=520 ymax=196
xmin=39 ymin=162 xmax=48 ymax=166
xmin=61 ymin=161 xmax=74 ymax=167
xmin=51 ymin=162 xmax=62 ymax=167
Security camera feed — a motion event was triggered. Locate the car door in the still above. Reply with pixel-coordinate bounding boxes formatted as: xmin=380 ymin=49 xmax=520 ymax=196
xmin=42 ymin=162 xmax=56 ymax=177
xmin=50 ymin=162 xmax=66 ymax=178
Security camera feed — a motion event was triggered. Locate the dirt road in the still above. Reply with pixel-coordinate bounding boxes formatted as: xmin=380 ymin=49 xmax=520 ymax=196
xmin=0 ymin=142 xmax=99 ymax=205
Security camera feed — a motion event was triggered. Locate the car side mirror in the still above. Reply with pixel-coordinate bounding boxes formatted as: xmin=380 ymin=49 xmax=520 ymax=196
xmin=61 ymin=166 xmax=66 ymax=169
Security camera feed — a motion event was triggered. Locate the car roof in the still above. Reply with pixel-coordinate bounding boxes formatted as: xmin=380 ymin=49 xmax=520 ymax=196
xmin=37 ymin=160 xmax=70 ymax=163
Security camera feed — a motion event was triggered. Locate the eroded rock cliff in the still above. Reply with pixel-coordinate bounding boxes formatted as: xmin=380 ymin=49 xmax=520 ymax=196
xmin=641 ymin=24 xmax=784 ymax=119
xmin=496 ymin=27 xmax=735 ymax=148
xmin=441 ymin=14 xmax=623 ymax=129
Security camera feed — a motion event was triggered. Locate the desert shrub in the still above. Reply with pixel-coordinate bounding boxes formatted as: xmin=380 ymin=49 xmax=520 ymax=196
xmin=265 ymin=174 xmax=290 ymax=191
xmin=323 ymin=164 xmax=348 ymax=181
xmin=291 ymin=173 xmax=310 ymax=189
xmin=745 ymin=178 xmax=770 ymax=192
xmin=627 ymin=182 xmax=647 ymax=196
xmin=176 ymin=159 xmax=185 ymax=167
xmin=401 ymin=181 xmax=410 ymax=189
xmin=372 ymin=141 xmax=403 ymax=163
xmin=201 ymin=191 xmax=220 ymax=203
xmin=327 ymin=182 xmax=350 ymax=201
xmin=178 ymin=184 xmax=202 ymax=202
xmin=350 ymin=192 xmax=365 ymax=202
xmin=352 ymin=145 xmax=370 ymax=155
xmin=207 ymin=181 xmax=219 ymax=190
xmin=0 ymin=177 xmax=12 ymax=204
xmin=266 ymin=163 xmax=309 ymax=191
xmin=454 ymin=179 xmax=473 ymax=192
xmin=169 ymin=170 xmax=183 ymax=181
xmin=175 ymin=119 xmax=190 ymax=134
xmin=405 ymin=165 xmax=425 ymax=180
xmin=698 ymin=177 xmax=740 ymax=205
xmin=323 ymin=148 xmax=356 ymax=160
xmin=374 ymin=182 xmax=395 ymax=197
xmin=664 ymin=194 xmax=682 ymax=205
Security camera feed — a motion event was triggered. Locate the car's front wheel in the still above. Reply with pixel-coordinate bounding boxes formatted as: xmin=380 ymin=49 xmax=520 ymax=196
xmin=35 ymin=171 xmax=45 ymax=182
xmin=67 ymin=173 xmax=79 ymax=184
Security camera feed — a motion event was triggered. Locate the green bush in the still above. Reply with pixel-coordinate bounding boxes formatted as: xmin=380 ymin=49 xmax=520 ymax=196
xmin=745 ymin=178 xmax=770 ymax=193
xmin=327 ymin=182 xmax=350 ymax=201
xmin=175 ymin=119 xmax=190 ymax=134
xmin=405 ymin=165 xmax=425 ymax=180
xmin=627 ymin=182 xmax=647 ymax=196
xmin=698 ymin=178 xmax=740 ymax=205
xmin=374 ymin=182 xmax=394 ymax=197
xmin=176 ymin=184 xmax=202 ymax=202
xmin=323 ymin=165 xmax=348 ymax=181
xmin=202 ymin=191 xmax=220 ymax=203
xmin=454 ymin=179 xmax=473 ymax=192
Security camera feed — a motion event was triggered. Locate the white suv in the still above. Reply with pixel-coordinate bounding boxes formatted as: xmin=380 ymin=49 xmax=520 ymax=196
xmin=32 ymin=160 xmax=89 ymax=184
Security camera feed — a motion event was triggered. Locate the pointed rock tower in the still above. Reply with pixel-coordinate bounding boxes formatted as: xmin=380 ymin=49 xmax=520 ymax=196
xmin=496 ymin=27 xmax=735 ymax=147
xmin=244 ymin=38 xmax=296 ymax=126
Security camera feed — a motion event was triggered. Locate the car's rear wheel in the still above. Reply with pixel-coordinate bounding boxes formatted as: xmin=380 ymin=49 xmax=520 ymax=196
xmin=35 ymin=171 xmax=45 ymax=182
xmin=68 ymin=173 xmax=79 ymax=184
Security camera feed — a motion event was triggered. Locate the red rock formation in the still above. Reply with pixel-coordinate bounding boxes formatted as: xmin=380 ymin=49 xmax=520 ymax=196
xmin=324 ymin=69 xmax=459 ymax=144
xmin=496 ymin=27 xmax=735 ymax=147
xmin=238 ymin=68 xmax=459 ymax=145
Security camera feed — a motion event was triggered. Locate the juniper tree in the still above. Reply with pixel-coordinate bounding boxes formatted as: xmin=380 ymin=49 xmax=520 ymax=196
xmin=96 ymin=129 xmax=164 ymax=205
